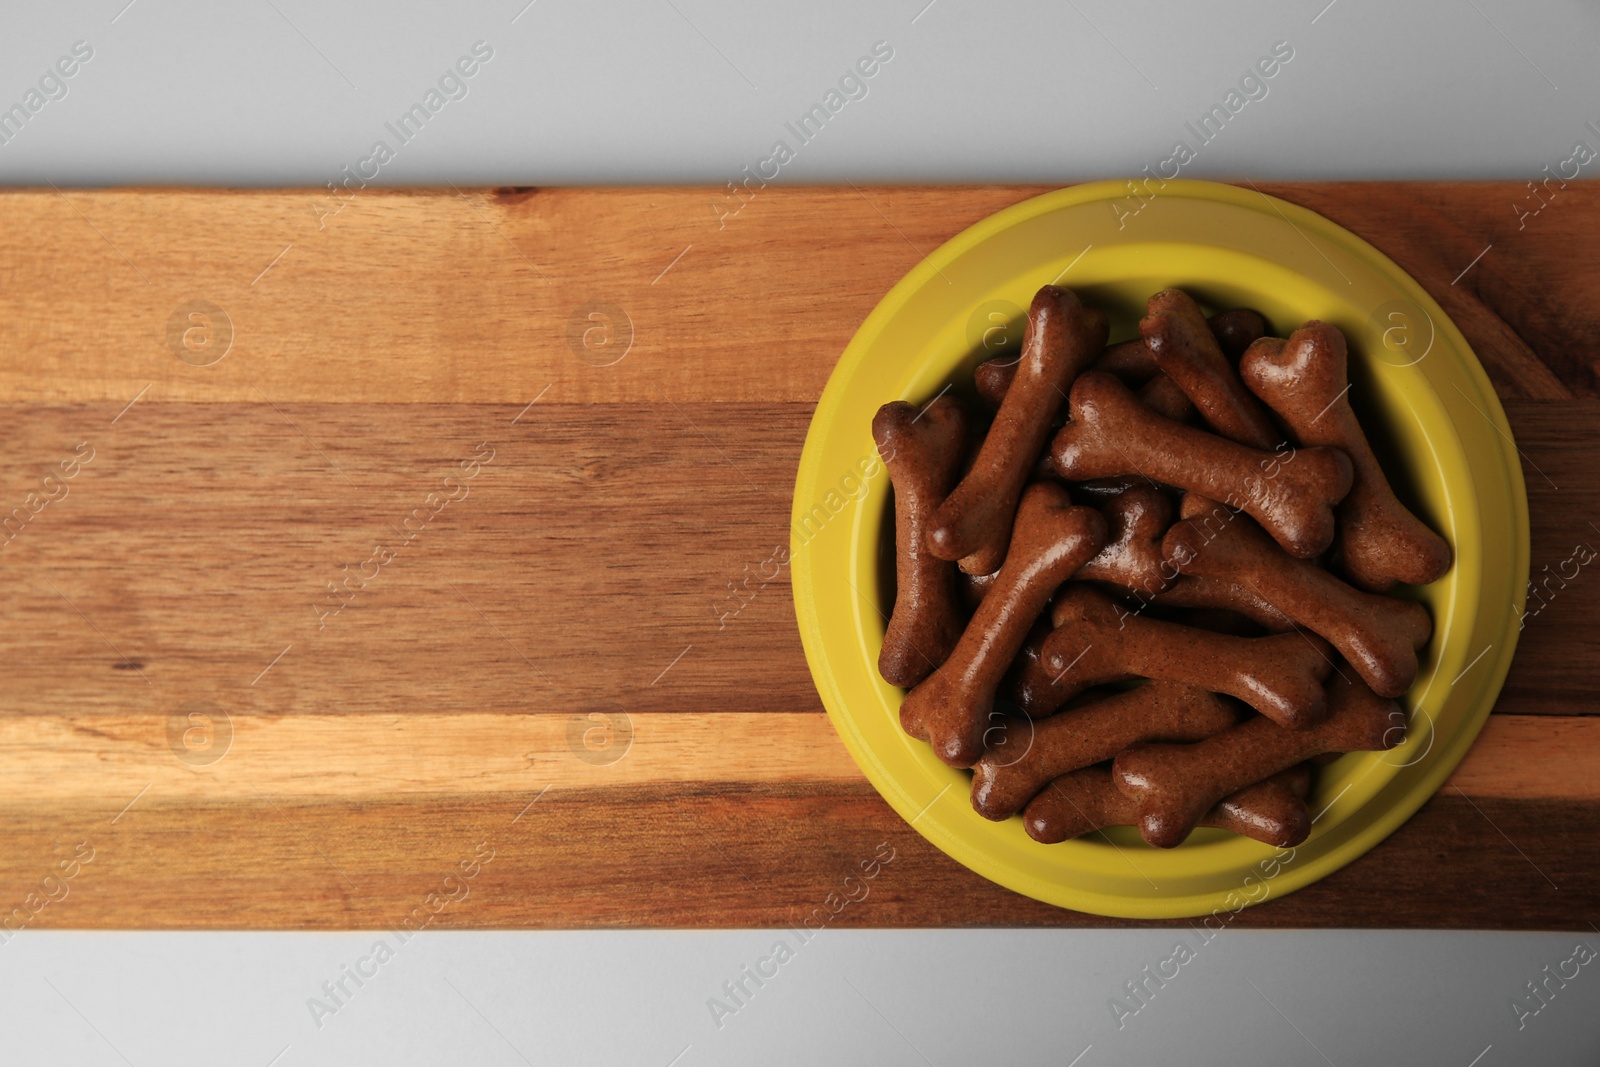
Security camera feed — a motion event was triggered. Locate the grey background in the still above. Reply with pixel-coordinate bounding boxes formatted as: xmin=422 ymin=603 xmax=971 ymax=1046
xmin=0 ymin=0 xmax=1595 ymax=186
xmin=2 ymin=929 xmax=1597 ymax=1066
xmin=2 ymin=0 xmax=1597 ymax=1063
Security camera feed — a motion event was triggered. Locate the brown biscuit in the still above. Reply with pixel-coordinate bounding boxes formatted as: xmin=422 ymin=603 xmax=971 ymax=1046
xmin=973 ymin=356 xmax=1017 ymax=407
xmin=970 ymin=681 xmax=1236 ymax=820
xmin=1001 ymin=620 xmax=1075 ymax=718
xmin=1023 ymin=764 xmax=1312 ymax=847
xmin=1049 ymin=371 xmax=1353 ymax=558
xmin=1146 ymin=576 xmax=1295 ymax=632
xmin=927 ymin=286 xmax=1108 ymax=575
xmin=1208 ymin=308 xmax=1270 ymax=360
xmin=1040 ymin=585 xmax=1334 ymax=729
xmin=900 ymin=484 xmax=1106 ymax=767
xmin=1138 ymin=494 xmax=1293 ymax=630
xmin=1113 ymin=672 xmax=1404 ymax=847
xmin=1138 ymin=373 xmax=1195 ymax=423
xmin=872 ymin=397 xmax=971 ymax=687
xmin=957 ymin=567 xmax=998 ymax=612
xmin=978 ymin=356 xmax=1192 ymax=424
xmin=1090 ymin=308 xmax=1269 ymax=383
xmin=1142 ymin=603 xmax=1274 ymax=638
xmin=1239 ymin=324 xmax=1453 ymax=591
xmin=1175 ymin=488 xmax=1227 ymax=523
xmin=1163 ymin=504 xmax=1433 ymax=698
xmin=1210 ymin=763 xmax=1314 ymax=846
xmin=1076 ymin=486 xmax=1176 ymax=597
xmin=1140 ymin=289 xmax=1280 ymax=449
xmin=1093 ymin=338 xmax=1159 ymax=382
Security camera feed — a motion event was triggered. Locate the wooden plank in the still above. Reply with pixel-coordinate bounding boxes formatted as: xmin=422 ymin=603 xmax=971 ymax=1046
xmin=1499 ymin=400 xmax=1600 ymax=713
xmin=0 ymin=403 xmax=816 ymax=717
xmin=0 ymin=186 xmax=1043 ymax=406
xmin=0 ymin=712 xmax=1588 ymax=804
xmin=0 ymin=713 xmax=859 ymax=801
xmin=1446 ymin=715 xmax=1600 ymax=798
xmin=1 ymin=183 xmax=1595 ymax=407
xmin=1 ymin=788 xmax=1590 ymax=930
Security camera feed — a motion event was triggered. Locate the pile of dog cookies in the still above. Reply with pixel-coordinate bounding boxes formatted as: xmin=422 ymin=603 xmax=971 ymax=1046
xmin=873 ymin=285 xmax=1450 ymax=850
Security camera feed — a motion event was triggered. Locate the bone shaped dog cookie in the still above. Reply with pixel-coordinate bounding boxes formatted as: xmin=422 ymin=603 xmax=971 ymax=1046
xmin=1049 ymin=371 xmax=1353 ymax=558
xmin=970 ymin=680 xmax=1236 ymax=820
xmin=957 ymin=567 xmax=999 ymax=611
xmin=928 ymin=286 xmax=1108 ymax=575
xmin=872 ymin=396 xmax=971 ymax=688
xmin=1208 ymin=763 xmax=1314 ymax=847
xmin=900 ymin=483 xmax=1105 ymax=767
xmin=1113 ymin=672 xmax=1404 ymax=847
xmin=1141 ymin=289 xmax=1280 ymax=449
xmin=1092 ymin=338 xmax=1159 ymax=383
xmin=962 ymin=480 xmax=1157 ymax=614
xmin=1076 ymin=486 xmax=1176 ymax=597
xmin=1146 ymin=576 xmax=1295 ymax=632
xmin=977 ymin=350 xmax=1192 ymax=423
xmin=1138 ymin=373 xmax=1195 ymax=423
xmin=1239 ymin=323 xmax=1453 ymax=591
xmin=1135 ymin=493 xmax=1292 ymax=630
xmin=1023 ymin=764 xmax=1312 ymax=847
xmin=1209 ymin=308 xmax=1270 ymax=360
xmin=978 ymin=359 xmax=1193 ymax=424
xmin=1162 ymin=505 xmax=1432 ymax=698
xmin=973 ymin=357 xmax=1017 ymax=407
xmin=1092 ymin=307 xmax=1269 ymax=383
xmin=1039 ymin=585 xmax=1334 ymax=728
xmin=1001 ymin=620 xmax=1075 ymax=718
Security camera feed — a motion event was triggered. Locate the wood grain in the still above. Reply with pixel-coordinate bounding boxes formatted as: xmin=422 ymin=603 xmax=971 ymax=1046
xmin=0 ymin=711 xmax=1587 ymax=804
xmin=1 ymin=789 xmax=1588 ymax=931
xmin=0 ymin=182 xmax=1595 ymax=928
xmin=0 ymin=403 xmax=814 ymax=716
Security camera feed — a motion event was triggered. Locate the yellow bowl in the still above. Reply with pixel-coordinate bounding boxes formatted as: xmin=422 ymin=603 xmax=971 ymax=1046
xmin=790 ymin=180 xmax=1528 ymax=919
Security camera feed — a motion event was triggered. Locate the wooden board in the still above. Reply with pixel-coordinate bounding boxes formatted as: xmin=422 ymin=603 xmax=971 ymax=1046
xmin=0 ymin=182 xmax=1595 ymax=930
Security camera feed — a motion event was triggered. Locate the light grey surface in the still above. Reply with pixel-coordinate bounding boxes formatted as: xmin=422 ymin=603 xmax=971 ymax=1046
xmin=0 ymin=0 xmax=1596 ymax=186
xmin=0 ymin=929 xmax=1596 ymax=1065
xmin=2 ymin=3 xmax=1597 ymax=1064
